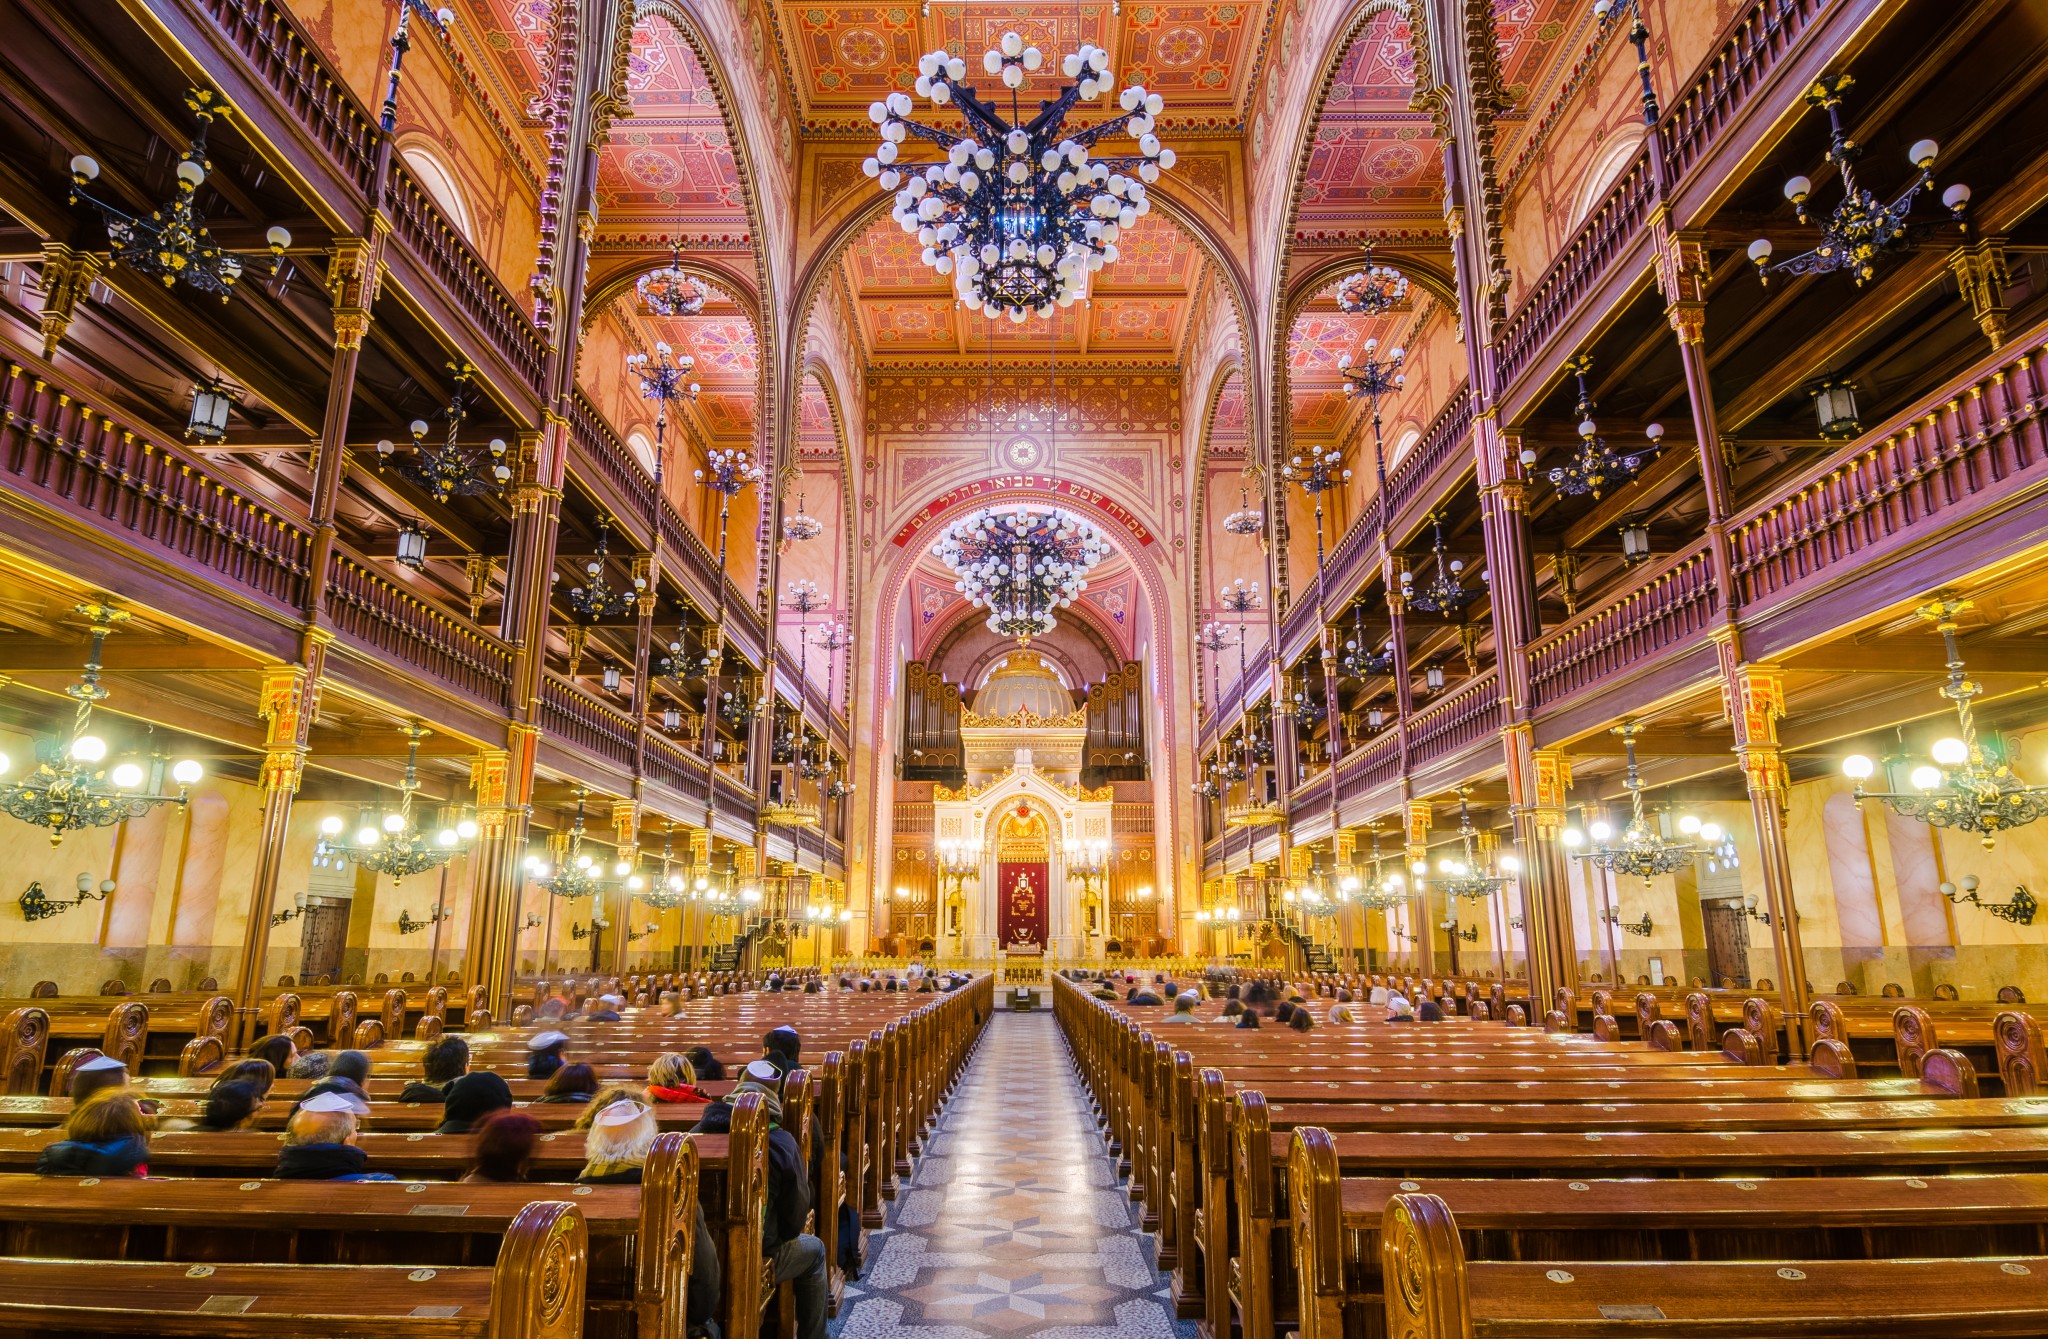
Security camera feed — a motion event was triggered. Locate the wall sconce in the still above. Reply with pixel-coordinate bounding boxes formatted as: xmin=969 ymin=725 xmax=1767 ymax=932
xmin=397 ymin=905 xmax=451 ymax=935
xmin=523 ymin=912 xmax=543 ymax=929
xmin=602 ymin=664 xmax=623 ymax=694
xmin=187 ymin=378 xmax=234 ymax=442
xmin=1939 ymin=876 xmax=2038 ymax=926
xmin=271 ymin=891 xmax=308 ymax=927
xmin=1741 ymin=894 xmax=1802 ymax=929
xmin=20 ymin=873 xmax=116 ymax=922
xmin=1618 ymin=518 xmax=1653 ymax=566
xmin=1809 ymin=374 xmax=1861 ymax=441
xmin=395 ymin=521 xmax=430 ymax=571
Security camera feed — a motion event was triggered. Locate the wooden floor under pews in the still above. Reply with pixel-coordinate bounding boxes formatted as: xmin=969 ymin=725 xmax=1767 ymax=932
xmin=0 ymin=972 xmax=995 ymax=1339
xmin=1055 ymin=970 xmax=2048 ymax=1339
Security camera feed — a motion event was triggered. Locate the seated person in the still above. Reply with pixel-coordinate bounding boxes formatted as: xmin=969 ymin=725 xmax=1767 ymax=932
xmin=438 ymin=1071 xmax=516 ymax=1134
xmin=1234 ymin=1009 xmax=1261 ymax=1029
xmin=1385 ymin=995 xmax=1416 ymax=1023
xmin=1288 ymin=1008 xmax=1314 ymax=1032
xmin=274 ymin=1091 xmax=395 ymax=1181
xmin=762 ymin=1026 xmax=802 ymax=1077
xmin=537 ymin=1063 xmax=599 ymax=1105
xmin=463 ymin=1110 xmax=539 ymax=1183
xmin=1217 ymin=1000 xmax=1245 ymax=1023
xmin=68 ymin=1054 xmax=129 ymax=1104
xmin=400 ymin=1035 xmax=470 ymax=1103
xmin=1274 ymin=1001 xmax=1298 ymax=1026
xmin=250 ymin=1032 xmax=296 ymax=1078
xmin=692 ymin=1062 xmax=826 ymax=1339
xmin=687 ymin=1045 xmax=726 ymax=1082
xmin=584 ymin=993 xmax=626 ymax=1023
xmin=579 ymin=1099 xmax=658 ymax=1183
xmin=527 ymin=1029 xmax=570 ymax=1080
xmin=293 ymin=1049 xmax=372 ymax=1114
xmin=646 ymin=1053 xmax=715 ymax=1104
xmin=1157 ymin=992 xmax=1201 ymax=1023
xmin=36 ymin=1088 xmax=151 ymax=1177
xmin=1416 ymin=999 xmax=1445 ymax=1023
xmin=1327 ymin=990 xmax=1357 ymax=1025
xmin=187 ymin=1079 xmax=265 ymax=1133
xmin=287 ymin=1049 xmax=336 ymax=1081
xmin=212 ymin=1058 xmax=277 ymax=1104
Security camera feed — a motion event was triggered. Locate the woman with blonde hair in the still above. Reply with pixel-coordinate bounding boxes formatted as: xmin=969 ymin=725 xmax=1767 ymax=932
xmin=645 ymin=1052 xmax=714 ymax=1105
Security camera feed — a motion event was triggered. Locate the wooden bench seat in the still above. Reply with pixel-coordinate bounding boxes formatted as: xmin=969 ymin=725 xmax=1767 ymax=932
xmin=1379 ymin=1192 xmax=2048 ymax=1339
xmin=0 ymin=1198 xmax=584 ymax=1338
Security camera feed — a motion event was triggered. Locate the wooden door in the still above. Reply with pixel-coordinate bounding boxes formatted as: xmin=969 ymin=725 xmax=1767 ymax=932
xmin=1701 ymin=901 xmax=1750 ymax=989
xmin=299 ymin=900 xmax=348 ymax=982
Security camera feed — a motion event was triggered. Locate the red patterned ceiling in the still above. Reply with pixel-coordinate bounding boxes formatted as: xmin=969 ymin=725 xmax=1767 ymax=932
xmin=1296 ymin=9 xmax=1441 ymax=231
xmin=611 ymin=280 xmax=759 ymax=442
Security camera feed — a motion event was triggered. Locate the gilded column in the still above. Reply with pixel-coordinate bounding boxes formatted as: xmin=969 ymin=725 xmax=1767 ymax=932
xmin=1656 ymin=229 xmax=1738 ymax=611
xmin=1505 ymin=724 xmax=1575 ymax=1013
xmin=1720 ymin=647 xmax=1811 ymax=1048
xmin=1405 ymin=798 xmax=1435 ymax=975
xmin=611 ymin=798 xmax=640 ymax=975
xmin=232 ymin=663 xmax=321 ymax=1051
xmin=463 ymin=727 xmax=538 ymax=1018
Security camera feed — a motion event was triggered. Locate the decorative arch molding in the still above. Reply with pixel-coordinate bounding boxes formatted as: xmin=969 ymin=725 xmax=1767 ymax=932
xmin=919 ymin=589 xmax=1129 ymax=691
xmin=793 ymin=360 xmax=859 ymax=714
xmin=1573 ymin=124 xmax=1648 ymax=228
xmin=1188 ymin=358 xmax=1252 ymax=710
xmin=1282 ymin=249 xmax=1460 ymax=328
xmin=581 ymin=254 xmax=765 ymax=332
xmin=395 ymin=139 xmax=476 ymax=240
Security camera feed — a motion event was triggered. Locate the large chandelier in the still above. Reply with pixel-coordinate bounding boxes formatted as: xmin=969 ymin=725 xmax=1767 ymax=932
xmin=68 ymin=89 xmax=291 ymax=301
xmin=525 ymin=792 xmax=629 ymax=898
xmin=1747 ymin=74 xmax=1969 ymax=288
xmin=1222 ymin=473 xmax=1265 ymax=538
xmin=933 ymin=508 xmax=1107 ymax=642
xmin=1843 ymin=597 xmax=2048 ymax=848
xmin=1434 ymin=791 xmax=1519 ymax=900
xmin=561 ymin=518 xmax=641 ymax=623
xmin=1340 ymin=600 xmax=1395 ymax=678
xmin=0 ymin=605 xmax=204 ymax=846
xmin=375 ymin=362 xmax=511 ymax=501
xmin=1564 ymin=723 xmax=1704 ymax=883
xmin=637 ymin=243 xmax=707 ymax=316
xmin=314 ymin=725 xmax=474 ymax=879
xmin=1399 ymin=514 xmax=1477 ymax=615
xmin=782 ymin=492 xmax=824 ymax=545
xmin=1523 ymin=354 xmax=1664 ymax=498
xmin=1341 ymin=828 xmax=1407 ymax=910
xmin=626 ymin=342 xmax=698 ymax=486
xmin=864 ymin=35 xmax=1175 ymax=319
xmin=632 ymin=829 xmax=689 ymax=911
xmin=1333 ymin=247 xmax=1410 ymax=316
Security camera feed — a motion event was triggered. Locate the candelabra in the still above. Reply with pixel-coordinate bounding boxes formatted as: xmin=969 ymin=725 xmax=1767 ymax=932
xmin=636 ymin=241 xmax=708 ymax=317
xmin=375 ymin=363 xmax=510 ymax=501
xmin=67 ymin=89 xmax=292 ymax=301
xmin=1438 ymin=916 xmax=1479 ymax=945
xmin=560 ymin=518 xmax=641 ymax=623
xmin=695 ymin=446 xmax=765 ymax=765
xmin=1563 ymin=723 xmax=1705 ymax=882
xmin=1282 ymin=443 xmax=1352 ymax=620
xmin=18 ymin=874 xmax=116 ymax=923
xmin=1522 ymin=354 xmax=1664 ymax=499
xmin=0 ymin=604 xmax=204 ymax=846
xmin=1399 ymin=514 xmax=1477 ymax=615
xmin=397 ymin=905 xmax=453 ymax=936
xmin=1937 ymin=877 xmax=2037 ymax=927
xmin=932 ymin=508 xmax=1106 ymax=642
xmin=1434 ymin=791 xmax=1519 ymax=900
xmin=1598 ymin=906 xmax=1654 ymax=937
xmin=626 ymin=341 xmax=699 ymax=486
xmin=271 ymin=893 xmax=307 ymax=928
xmin=1842 ymin=598 xmax=2048 ymax=848
xmin=526 ymin=792 xmax=630 ymax=899
xmin=782 ymin=492 xmax=824 ymax=545
xmin=314 ymin=725 xmax=475 ymax=879
xmin=1747 ymin=74 xmax=1970 ymax=287
xmin=1339 ymin=599 xmax=1396 ymax=679
xmin=1222 ymin=468 xmax=1264 ymax=539
xmin=1333 ymin=247 xmax=1410 ymax=316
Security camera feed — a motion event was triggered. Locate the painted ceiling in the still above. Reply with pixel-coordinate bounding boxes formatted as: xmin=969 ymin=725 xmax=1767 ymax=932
xmin=1295 ymin=9 xmax=1440 ymax=237
xmin=837 ymin=207 xmax=1205 ymax=364
xmin=609 ymin=278 xmax=760 ymax=443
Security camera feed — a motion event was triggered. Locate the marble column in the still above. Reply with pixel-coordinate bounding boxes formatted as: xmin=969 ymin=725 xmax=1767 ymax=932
xmin=104 ymin=804 xmax=172 ymax=951
xmin=1722 ymin=652 xmax=1811 ymax=1050
xmin=230 ymin=665 xmax=319 ymax=1051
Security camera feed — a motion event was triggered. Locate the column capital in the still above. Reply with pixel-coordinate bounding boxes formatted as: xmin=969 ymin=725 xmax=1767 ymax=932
xmin=1949 ymin=236 xmax=2012 ymax=350
xmin=36 ymin=242 xmax=102 ymax=360
xmin=259 ymin=744 xmax=309 ymax=795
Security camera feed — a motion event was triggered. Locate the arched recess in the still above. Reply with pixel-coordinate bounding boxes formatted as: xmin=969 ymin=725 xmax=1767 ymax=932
xmin=858 ymin=484 xmax=1192 ymax=941
xmin=920 ymin=589 xmax=1132 ymax=698
xmin=1574 ymin=126 xmax=1647 ymax=226
xmin=1257 ymin=0 xmax=1422 ymax=611
xmin=779 ymin=363 xmax=857 ymax=712
xmin=1188 ymin=361 xmax=1265 ymax=711
xmin=397 ymin=140 xmax=476 ymax=240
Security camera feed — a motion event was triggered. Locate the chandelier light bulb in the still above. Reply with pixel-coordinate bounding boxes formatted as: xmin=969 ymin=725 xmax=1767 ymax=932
xmin=382 ymin=812 xmax=406 ymax=834
xmin=1562 ymin=829 xmax=1585 ymax=847
xmin=1699 ymin=822 xmax=1724 ymax=843
xmin=110 ymin=763 xmax=145 ymax=790
xmin=1678 ymin=814 xmax=1702 ymax=834
xmin=69 ymin=735 xmax=107 ymax=763
xmin=436 ymin=829 xmax=458 ymax=847
xmin=356 ymin=826 xmax=382 ymax=846
xmin=1842 ymin=753 xmax=1875 ymax=779
xmin=321 ymin=816 xmax=345 ymax=836
xmin=1931 ymin=736 xmax=1970 ymax=766
xmin=576 ymin=853 xmax=595 ymax=870
xmin=1911 ymin=765 xmax=1943 ymax=791
xmin=457 ymin=819 xmax=479 ymax=840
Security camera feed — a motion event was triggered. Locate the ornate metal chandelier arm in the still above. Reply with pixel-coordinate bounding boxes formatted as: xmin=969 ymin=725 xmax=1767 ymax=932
xmin=896 ymin=119 xmax=971 ymax=152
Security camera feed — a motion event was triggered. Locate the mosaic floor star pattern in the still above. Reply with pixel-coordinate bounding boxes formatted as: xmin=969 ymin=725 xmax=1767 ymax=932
xmin=831 ymin=1013 xmax=1193 ymax=1339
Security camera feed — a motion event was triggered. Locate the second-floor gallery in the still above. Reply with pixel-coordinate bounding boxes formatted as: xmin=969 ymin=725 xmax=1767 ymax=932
xmin=0 ymin=0 xmax=2038 ymax=1021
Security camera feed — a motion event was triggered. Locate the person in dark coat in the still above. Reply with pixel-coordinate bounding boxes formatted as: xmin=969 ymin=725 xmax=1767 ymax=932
xmin=35 ymin=1089 xmax=150 ymax=1177
xmin=437 ymin=1071 xmax=515 ymax=1134
xmin=692 ymin=1061 xmax=826 ymax=1339
xmin=762 ymin=1026 xmax=802 ymax=1076
xmin=526 ymin=1030 xmax=569 ymax=1080
xmin=399 ymin=1036 xmax=469 ymax=1104
xmin=536 ymin=1063 xmax=599 ymax=1105
xmin=274 ymin=1092 xmax=395 ymax=1181
xmin=293 ymin=1049 xmax=372 ymax=1115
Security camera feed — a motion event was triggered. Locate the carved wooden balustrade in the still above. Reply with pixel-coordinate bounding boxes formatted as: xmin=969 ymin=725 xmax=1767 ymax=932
xmin=1527 ymin=545 xmax=1721 ymax=711
xmin=322 ymin=548 xmax=514 ymax=708
xmin=656 ymin=498 xmax=766 ymax=665
xmin=540 ymin=672 xmax=640 ymax=771
xmin=1408 ymin=669 xmax=1501 ymax=770
xmin=0 ymin=363 xmax=312 ymax=615
xmin=644 ymin=730 xmax=711 ymax=802
xmin=1660 ymin=0 xmax=1834 ymax=193
xmin=1730 ymin=331 xmax=2048 ymax=617
xmin=385 ymin=163 xmax=548 ymax=395
xmin=570 ymin=391 xmax=655 ymax=539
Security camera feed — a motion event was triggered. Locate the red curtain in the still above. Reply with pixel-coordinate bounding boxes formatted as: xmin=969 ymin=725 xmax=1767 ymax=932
xmin=996 ymin=861 xmax=1049 ymax=946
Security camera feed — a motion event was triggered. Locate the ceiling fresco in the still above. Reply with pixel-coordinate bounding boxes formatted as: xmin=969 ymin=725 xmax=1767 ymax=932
xmin=609 ymin=279 xmax=760 ymax=443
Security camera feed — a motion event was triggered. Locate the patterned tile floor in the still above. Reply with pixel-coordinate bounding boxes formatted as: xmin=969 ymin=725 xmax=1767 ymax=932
xmin=832 ymin=1013 xmax=1192 ymax=1339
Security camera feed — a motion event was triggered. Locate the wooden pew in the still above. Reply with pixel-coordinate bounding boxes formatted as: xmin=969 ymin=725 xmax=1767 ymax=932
xmin=0 ymin=1198 xmax=587 ymax=1338
xmin=1377 ymin=1190 xmax=2048 ymax=1339
xmin=1288 ymin=1129 xmax=2048 ymax=1339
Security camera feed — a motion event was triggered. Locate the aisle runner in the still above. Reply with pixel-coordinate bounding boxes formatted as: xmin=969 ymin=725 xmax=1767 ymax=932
xmin=832 ymin=1013 xmax=1191 ymax=1339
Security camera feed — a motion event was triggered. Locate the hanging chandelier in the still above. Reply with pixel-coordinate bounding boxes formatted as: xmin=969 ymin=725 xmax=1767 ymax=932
xmin=1340 ymin=600 xmax=1395 ymax=679
xmin=782 ymin=492 xmax=824 ymax=545
xmin=864 ymin=35 xmax=1175 ymax=320
xmin=1842 ymin=597 xmax=2048 ymax=848
xmin=1747 ymin=74 xmax=1969 ymax=287
xmin=633 ymin=829 xmax=689 ymax=911
xmin=1337 ymin=338 xmax=1405 ymax=402
xmin=1522 ymin=354 xmax=1664 ymax=498
xmin=932 ymin=507 xmax=1107 ymax=642
xmin=1333 ymin=248 xmax=1410 ymax=316
xmin=525 ymin=792 xmax=628 ymax=899
xmin=1564 ymin=722 xmax=1703 ymax=882
xmin=1400 ymin=514 xmax=1477 ymax=615
xmin=637 ymin=242 xmax=707 ymax=316
xmin=1342 ymin=829 xmax=1407 ymax=910
xmin=561 ymin=518 xmax=641 ymax=623
xmin=68 ymin=88 xmax=291 ymax=301
xmin=1434 ymin=791 xmax=1519 ymax=900
xmin=375 ymin=362 xmax=510 ymax=501
xmin=1222 ymin=474 xmax=1265 ymax=538
xmin=313 ymin=725 xmax=474 ymax=879
xmin=627 ymin=342 xmax=699 ymax=486
xmin=0 ymin=605 xmax=205 ymax=846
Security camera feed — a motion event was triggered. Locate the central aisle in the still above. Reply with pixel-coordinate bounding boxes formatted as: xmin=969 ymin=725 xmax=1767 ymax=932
xmin=833 ymin=1011 xmax=1186 ymax=1339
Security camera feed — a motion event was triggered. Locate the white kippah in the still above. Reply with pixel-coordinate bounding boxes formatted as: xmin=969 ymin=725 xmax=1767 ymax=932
xmin=300 ymin=1090 xmax=369 ymax=1116
xmin=595 ymin=1099 xmax=649 ymax=1128
xmin=527 ymin=1030 xmax=569 ymax=1050
xmin=744 ymin=1059 xmax=782 ymax=1084
xmin=76 ymin=1056 xmax=125 ymax=1074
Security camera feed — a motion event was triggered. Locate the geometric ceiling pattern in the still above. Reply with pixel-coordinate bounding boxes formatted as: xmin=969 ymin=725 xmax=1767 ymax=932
xmin=769 ymin=3 xmax=1268 ymax=130
xmin=837 ymin=209 xmax=1206 ymax=363
xmin=1295 ymin=9 xmax=1443 ymax=238
xmin=611 ymin=278 xmax=759 ymax=443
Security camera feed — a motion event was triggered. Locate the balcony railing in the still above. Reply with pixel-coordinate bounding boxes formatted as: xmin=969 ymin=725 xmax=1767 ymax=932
xmin=187 ymin=0 xmax=380 ymax=196
xmin=1385 ymin=384 xmax=1478 ymax=525
xmin=1660 ymin=0 xmax=1831 ymax=190
xmin=386 ymin=164 xmax=548 ymax=395
xmin=1729 ymin=330 xmax=2048 ymax=614
xmin=644 ymin=730 xmax=710 ymax=801
xmin=323 ymin=548 xmax=513 ymax=707
xmin=571 ymin=391 xmax=655 ymax=535
xmin=1528 ymin=544 xmax=1721 ymax=710
xmin=1408 ymin=670 xmax=1501 ymax=768
xmin=540 ymin=672 xmax=639 ymax=770
xmin=0 ymin=363 xmax=312 ymax=612
xmin=1337 ymin=726 xmax=1404 ymax=798
xmin=1495 ymin=150 xmax=1655 ymax=391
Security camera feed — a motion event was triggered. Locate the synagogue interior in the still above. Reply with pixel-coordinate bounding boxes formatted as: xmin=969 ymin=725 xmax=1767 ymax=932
xmin=0 ymin=0 xmax=2044 ymax=1333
